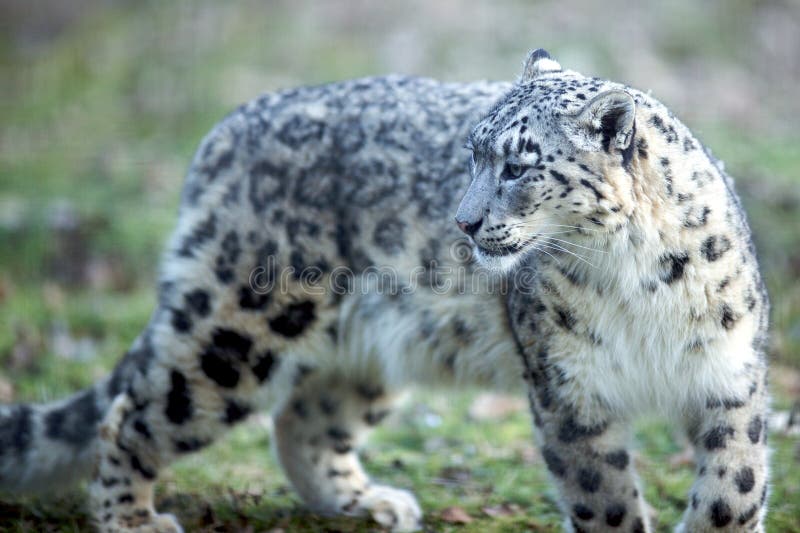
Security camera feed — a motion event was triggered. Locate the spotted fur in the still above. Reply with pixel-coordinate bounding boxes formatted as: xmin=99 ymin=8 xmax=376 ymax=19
xmin=0 ymin=50 xmax=769 ymax=532
xmin=459 ymin=49 xmax=770 ymax=532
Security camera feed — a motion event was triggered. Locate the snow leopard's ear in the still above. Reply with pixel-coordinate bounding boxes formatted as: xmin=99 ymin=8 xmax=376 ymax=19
xmin=519 ymin=48 xmax=562 ymax=83
xmin=564 ymin=90 xmax=636 ymax=153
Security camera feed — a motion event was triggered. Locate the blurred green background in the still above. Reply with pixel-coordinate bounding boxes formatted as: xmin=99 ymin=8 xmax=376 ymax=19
xmin=0 ymin=0 xmax=798 ymax=531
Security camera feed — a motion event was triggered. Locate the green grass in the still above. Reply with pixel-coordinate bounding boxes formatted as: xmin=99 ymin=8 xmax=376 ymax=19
xmin=1 ymin=1 xmax=799 ymax=531
xmin=2 ymin=394 xmax=798 ymax=531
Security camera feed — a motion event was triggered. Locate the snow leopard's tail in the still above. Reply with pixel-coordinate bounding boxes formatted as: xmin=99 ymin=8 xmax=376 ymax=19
xmin=0 ymin=376 xmax=117 ymax=493
xmin=0 ymin=330 xmax=150 ymax=493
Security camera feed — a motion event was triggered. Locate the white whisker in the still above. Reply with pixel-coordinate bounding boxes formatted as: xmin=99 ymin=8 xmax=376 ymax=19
xmin=530 ymin=244 xmax=562 ymax=265
xmin=540 ymin=236 xmax=607 ymax=254
xmin=507 ymin=221 xmax=602 ymax=233
xmin=538 ymin=240 xmax=598 ymax=269
xmin=517 ymin=230 xmax=578 ymax=236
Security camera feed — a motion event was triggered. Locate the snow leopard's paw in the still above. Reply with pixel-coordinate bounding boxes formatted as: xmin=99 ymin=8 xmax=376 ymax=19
xmin=96 ymin=511 xmax=183 ymax=533
xmin=353 ymin=484 xmax=422 ymax=532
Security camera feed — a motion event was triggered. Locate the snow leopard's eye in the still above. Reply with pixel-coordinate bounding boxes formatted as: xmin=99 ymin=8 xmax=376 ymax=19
xmin=502 ymin=162 xmax=527 ymax=180
xmin=463 ymin=142 xmax=477 ymax=168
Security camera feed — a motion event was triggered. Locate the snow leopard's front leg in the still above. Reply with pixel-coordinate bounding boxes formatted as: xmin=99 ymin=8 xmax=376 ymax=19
xmin=531 ymin=402 xmax=650 ymax=533
xmin=678 ymin=365 xmax=769 ymax=532
xmin=508 ymin=295 xmax=651 ymax=533
xmin=273 ymin=369 xmax=421 ymax=532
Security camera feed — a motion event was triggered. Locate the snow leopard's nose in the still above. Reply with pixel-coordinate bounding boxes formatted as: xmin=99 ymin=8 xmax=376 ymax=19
xmin=456 ymin=217 xmax=483 ymax=237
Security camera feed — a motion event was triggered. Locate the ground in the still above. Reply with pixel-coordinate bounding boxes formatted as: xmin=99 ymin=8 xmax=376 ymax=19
xmin=0 ymin=1 xmax=798 ymax=531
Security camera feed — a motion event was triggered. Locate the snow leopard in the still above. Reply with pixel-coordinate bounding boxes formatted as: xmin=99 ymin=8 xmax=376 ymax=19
xmin=0 ymin=49 xmax=769 ymax=532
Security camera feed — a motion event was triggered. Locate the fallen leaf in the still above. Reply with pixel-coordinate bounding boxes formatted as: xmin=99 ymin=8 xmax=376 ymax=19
xmin=435 ymin=466 xmax=472 ymax=487
xmin=771 ymin=364 xmax=800 ymax=398
xmin=441 ymin=506 xmax=473 ymax=524
xmin=668 ymin=445 xmax=695 ymax=468
xmin=518 ymin=444 xmax=539 ymax=465
xmin=482 ymin=502 xmax=522 ymax=518
xmin=468 ymin=393 xmax=526 ymax=421
xmin=50 ymin=321 xmax=98 ymax=361
xmin=0 ymin=274 xmax=12 ymax=304
xmin=86 ymin=255 xmax=133 ymax=291
xmin=42 ymin=282 xmax=65 ymax=310
xmin=10 ymin=324 xmax=43 ymax=371
xmin=0 ymin=376 xmax=14 ymax=402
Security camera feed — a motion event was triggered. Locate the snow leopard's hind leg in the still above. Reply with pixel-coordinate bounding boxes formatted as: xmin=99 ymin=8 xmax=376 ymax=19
xmin=89 ymin=393 xmax=182 ymax=533
xmin=85 ymin=282 xmax=323 ymax=532
xmin=85 ymin=325 xmax=292 ymax=532
xmin=273 ymin=368 xmax=421 ymax=532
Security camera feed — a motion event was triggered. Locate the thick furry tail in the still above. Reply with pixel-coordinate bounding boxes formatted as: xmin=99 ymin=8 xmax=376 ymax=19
xmin=0 ymin=378 xmax=115 ymax=493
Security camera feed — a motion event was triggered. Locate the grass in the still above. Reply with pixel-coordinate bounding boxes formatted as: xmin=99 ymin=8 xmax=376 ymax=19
xmin=1 ymin=395 xmax=798 ymax=531
xmin=1 ymin=1 xmax=799 ymax=531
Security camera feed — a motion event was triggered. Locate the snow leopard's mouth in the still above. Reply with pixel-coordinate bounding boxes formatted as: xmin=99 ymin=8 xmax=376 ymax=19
xmin=475 ymin=242 xmax=524 ymax=257
xmin=472 ymin=236 xmax=538 ymax=271
xmin=474 ymin=234 xmax=538 ymax=258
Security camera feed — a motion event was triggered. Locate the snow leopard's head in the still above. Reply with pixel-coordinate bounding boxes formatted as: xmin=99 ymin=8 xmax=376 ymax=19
xmin=456 ymin=49 xmax=639 ymax=271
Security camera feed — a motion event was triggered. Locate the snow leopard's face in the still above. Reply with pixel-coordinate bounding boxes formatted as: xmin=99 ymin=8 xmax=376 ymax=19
xmin=455 ymin=51 xmax=637 ymax=271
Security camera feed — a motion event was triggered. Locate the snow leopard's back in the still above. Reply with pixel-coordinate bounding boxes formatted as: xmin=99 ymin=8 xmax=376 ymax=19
xmin=0 ymin=75 xmax=514 ymax=496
